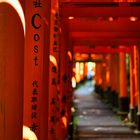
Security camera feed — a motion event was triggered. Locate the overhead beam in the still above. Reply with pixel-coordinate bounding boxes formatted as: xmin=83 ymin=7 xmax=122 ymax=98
xmin=61 ymin=3 xmax=140 ymax=18
xmin=74 ymin=46 xmax=131 ymax=54
xmin=71 ymin=31 xmax=140 ymax=39
xmin=68 ymin=19 xmax=140 ymax=32
xmin=73 ymin=38 xmax=140 ymax=46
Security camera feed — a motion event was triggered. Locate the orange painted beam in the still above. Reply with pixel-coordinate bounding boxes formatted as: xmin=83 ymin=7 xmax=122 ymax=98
xmin=61 ymin=2 xmax=140 ymax=18
xmin=74 ymin=46 xmax=131 ymax=54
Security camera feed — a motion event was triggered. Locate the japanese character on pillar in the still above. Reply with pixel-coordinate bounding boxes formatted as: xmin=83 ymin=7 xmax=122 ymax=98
xmin=32 ymin=80 xmax=39 ymax=88
xmin=53 ymin=47 xmax=58 ymax=52
xmin=54 ymin=26 xmax=58 ymax=32
xmin=31 ymin=112 xmax=37 ymax=119
xmin=60 ymin=109 xmax=65 ymax=117
xmin=30 ymin=122 xmax=38 ymax=132
xmin=53 ymin=33 xmax=57 ymax=38
xmin=52 ymin=78 xmax=57 ymax=85
xmin=51 ymin=98 xmax=56 ymax=105
xmin=50 ymin=127 xmax=55 ymax=135
xmin=32 ymin=104 xmax=38 ymax=110
xmin=50 ymin=116 xmax=55 ymax=123
xmin=63 ymin=74 xmax=67 ymax=83
xmin=33 ymin=0 xmax=42 ymax=8
xmin=52 ymin=66 xmax=57 ymax=73
xmin=31 ymin=96 xmax=37 ymax=102
xmin=32 ymin=88 xmax=38 ymax=95
xmin=62 ymin=96 xmax=67 ymax=103
xmin=53 ymin=41 xmax=58 ymax=46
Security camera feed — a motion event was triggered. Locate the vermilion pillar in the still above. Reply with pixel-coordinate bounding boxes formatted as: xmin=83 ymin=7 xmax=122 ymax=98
xmin=110 ymin=54 xmax=119 ymax=108
xmin=130 ymin=46 xmax=135 ymax=123
xmin=0 ymin=2 xmax=24 ymax=140
xmin=66 ymin=50 xmax=73 ymax=139
xmin=84 ymin=62 xmax=88 ymax=78
xmin=24 ymin=0 xmax=50 ymax=139
xmin=48 ymin=0 xmax=60 ymax=139
xmin=102 ymin=55 xmax=107 ymax=91
xmin=119 ymin=51 xmax=129 ymax=113
xmin=95 ymin=62 xmax=103 ymax=86
xmin=110 ymin=54 xmax=119 ymax=92
xmin=134 ymin=46 xmax=140 ymax=132
xmin=59 ymin=19 xmax=70 ymax=139
xmin=105 ymin=54 xmax=111 ymax=88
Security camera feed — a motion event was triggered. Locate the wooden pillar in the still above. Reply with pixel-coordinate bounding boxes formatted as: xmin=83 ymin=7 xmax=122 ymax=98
xmin=24 ymin=0 xmax=50 ymax=139
xmin=95 ymin=62 xmax=103 ymax=85
xmin=59 ymin=19 xmax=69 ymax=140
xmin=48 ymin=0 xmax=60 ymax=139
xmin=110 ymin=54 xmax=119 ymax=108
xmin=105 ymin=54 xmax=111 ymax=88
xmin=84 ymin=62 xmax=88 ymax=79
xmin=66 ymin=50 xmax=73 ymax=139
xmin=102 ymin=54 xmax=107 ymax=91
xmin=0 ymin=1 xmax=24 ymax=140
xmin=134 ymin=46 xmax=140 ymax=132
xmin=129 ymin=46 xmax=135 ymax=123
xmin=110 ymin=54 xmax=119 ymax=92
xmin=119 ymin=51 xmax=129 ymax=113
xmin=79 ymin=62 xmax=84 ymax=81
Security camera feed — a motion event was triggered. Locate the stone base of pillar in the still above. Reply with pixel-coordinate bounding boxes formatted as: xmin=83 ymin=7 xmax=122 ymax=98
xmin=124 ymin=108 xmax=136 ymax=128
xmin=119 ymin=97 xmax=129 ymax=113
xmin=134 ymin=106 xmax=138 ymax=124
xmin=130 ymin=108 xmax=135 ymax=123
xmin=136 ymin=112 xmax=140 ymax=131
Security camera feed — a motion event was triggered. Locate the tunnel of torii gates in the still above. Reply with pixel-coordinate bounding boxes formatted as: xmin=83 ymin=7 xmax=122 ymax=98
xmin=0 ymin=0 xmax=140 ymax=140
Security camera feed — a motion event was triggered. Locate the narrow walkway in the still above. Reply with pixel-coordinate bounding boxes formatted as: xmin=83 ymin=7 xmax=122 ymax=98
xmin=73 ymin=81 xmax=140 ymax=140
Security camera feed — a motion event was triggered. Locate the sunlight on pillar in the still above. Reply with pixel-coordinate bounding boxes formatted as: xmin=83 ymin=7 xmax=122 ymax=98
xmin=61 ymin=116 xmax=67 ymax=128
xmin=0 ymin=0 xmax=25 ymax=35
xmin=80 ymin=62 xmax=84 ymax=75
xmin=76 ymin=62 xmax=80 ymax=83
xmin=23 ymin=125 xmax=38 ymax=140
xmin=99 ymin=78 xmax=103 ymax=85
xmin=67 ymin=51 xmax=72 ymax=61
xmin=106 ymin=71 xmax=110 ymax=83
xmin=49 ymin=55 xmax=58 ymax=68
xmin=72 ymin=76 xmax=76 ymax=88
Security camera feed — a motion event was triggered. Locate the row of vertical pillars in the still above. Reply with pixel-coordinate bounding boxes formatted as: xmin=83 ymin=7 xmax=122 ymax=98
xmin=94 ymin=46 xmax=140 ymax=132
xmin=0 ymin=1 xmax=73 ymax=140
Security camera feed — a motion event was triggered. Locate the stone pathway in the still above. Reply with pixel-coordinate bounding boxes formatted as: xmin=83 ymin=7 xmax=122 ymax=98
xmin=73 ymin=81 xmax=140 ymax=140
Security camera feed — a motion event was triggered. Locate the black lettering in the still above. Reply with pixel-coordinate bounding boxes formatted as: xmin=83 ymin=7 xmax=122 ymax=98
xmin=30 ymin=122 xmax=38 ymax=132
xmin=32 ymin=104 xmax=37 ymax=110
xmin=33 ymin=56 xmax=38 ymax=66
xmin=32 ymin=88 xmax=38 ymax=95
xmin=32 ymin=13 xmax=42 ymax=29
xmin=34 ymin=45 xmax=39 ymax=53
xmin=31 ymin=112 xmax=37 ymax=119
xmin=52 ymin=66 xmax=57 ymax=73
xmin=34 ymin=34 xmax=40 ymax=41
xmin=32 ymin=80 xmax=38 ymax=87
xmin=33 ymin=0 xmax=42 ymax=8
